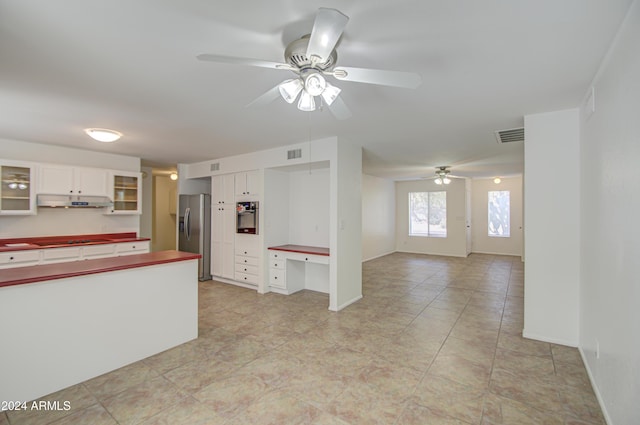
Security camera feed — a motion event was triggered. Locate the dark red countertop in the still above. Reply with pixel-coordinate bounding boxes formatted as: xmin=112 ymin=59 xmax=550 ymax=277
xmin=268 ymin=245 xmax=330 ymax=256
xmin=0 ymin=233 xmax=150 ymax=252
xmin=0 ymin=250 xmax=201 ymax=288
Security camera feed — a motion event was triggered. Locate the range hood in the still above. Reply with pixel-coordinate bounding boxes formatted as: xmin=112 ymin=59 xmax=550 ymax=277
xmin=37 ymin=194 xmax=113 ymax=208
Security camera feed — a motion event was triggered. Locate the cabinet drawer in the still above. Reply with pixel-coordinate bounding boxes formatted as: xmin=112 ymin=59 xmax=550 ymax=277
xmin=235 ymin=247 xmax=259 ymax=258
xmin=0 ymin=250 xmax=41 ymax=267
xmin=83 ymin=243 xmax=116 ymax=259
xmin=269 ymin=259 xmax=285 ymax=270
xmin=235 ymin=263 xmax=258 ymax=275
xmin=286 ymin=252 xmax=330 ymax=265
xmin=235 ymin=255 xmax=258 ymax=267
xmin=268 ymin=250 xmax=284 ymax=260
xmin=42 ymin=247 xmax=81 ymax=263
xmin=235 ymin=272 xmax=258 ymax=285
xmin=269 ymin=269 xmax=286 ymax=288
xmin=116 ymin=241 xmax=150 ymax=255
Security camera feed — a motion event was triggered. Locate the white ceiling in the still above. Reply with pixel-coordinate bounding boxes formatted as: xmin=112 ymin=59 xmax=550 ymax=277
xmin=0 ymin=0 xmax=632 ymax=180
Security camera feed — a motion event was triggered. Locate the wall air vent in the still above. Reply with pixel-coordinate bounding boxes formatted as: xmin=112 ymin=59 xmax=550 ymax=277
xmin=210 ymin=162 xmax=220 ymax=171
xmin=495 ymin=127 xmax=525 ymax=144
xmin=287 ymin=148 xmax=302 ymax=160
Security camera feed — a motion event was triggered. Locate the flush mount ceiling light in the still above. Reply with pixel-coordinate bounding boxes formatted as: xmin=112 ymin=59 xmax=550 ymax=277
xmin=170 ymin=172 xmax=178 ymax=181
xmin=84 ymin=128 xmax=122 ymax=143
xmin=494 ymin=177 xmax=502 ymax=184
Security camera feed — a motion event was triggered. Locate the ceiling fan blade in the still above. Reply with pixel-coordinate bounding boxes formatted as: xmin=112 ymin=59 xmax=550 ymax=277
xmin=332 ymin=66 xmax=422 ymax=89
xmin=326 ymin=95 xmax=352 ymax=120
xmin=306 ymin=8 xmax=349 ymax=62
xmin=245 ymin=85 xmax=282 ymax=108
xmin=197 ymin=54 xmax=294 ymax=71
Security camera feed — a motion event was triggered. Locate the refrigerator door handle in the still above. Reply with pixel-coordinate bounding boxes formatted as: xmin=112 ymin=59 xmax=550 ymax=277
xmin=185 ymin=207 xmax=191 ymax=241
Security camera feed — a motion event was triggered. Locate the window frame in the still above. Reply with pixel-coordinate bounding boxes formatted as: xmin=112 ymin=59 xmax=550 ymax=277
xmin=488 ymin=190 xmax=511 ymax=238
xmin=408 ymin=191 xmax=447 ymax=238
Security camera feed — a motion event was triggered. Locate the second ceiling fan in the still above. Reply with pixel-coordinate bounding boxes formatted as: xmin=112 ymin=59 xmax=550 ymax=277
xmin=197 ymin=8 xmax=422 ymax=120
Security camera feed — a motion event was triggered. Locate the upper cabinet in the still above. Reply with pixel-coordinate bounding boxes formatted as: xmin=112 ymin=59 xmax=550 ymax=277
xmin=212 ymin=174 xmax=235 ymax=205
xmin=38 ymin=164 xmax=108 ymax=197
xmin=109 ymin=171 xmax=141 ymax=214
xmin=0 ymin=161 xmax=36 ymax=215
xmin=235 ymin=170 xmax=261 ymax=197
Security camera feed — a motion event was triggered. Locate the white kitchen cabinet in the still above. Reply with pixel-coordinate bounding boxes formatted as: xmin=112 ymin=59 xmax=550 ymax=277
xmin=235 ymin=170 xmax=260 ymax=197
xmin=41 ymin=246 xmax=82 ymax=264
xmin=82 ymin=243 xmax=117 ymax=259
xmin=211 ymin=204 xmax=235 ymax=279
xmin=108 ymin=171 xmax=141 ymax=214
xmin=38 ymin=164 xmax=109 ymax=197
xmin=212 ymin=174 xmax=235 ymax=205
xmin=115 ymin=241 xmax=150 ymax=256
xmin=234 ymin=234 xmax=260 ymax=286
xmin=0 ymin=161 xmax=36 ymax=215
xmin=0 ymin=250 xmax=40 ymax=269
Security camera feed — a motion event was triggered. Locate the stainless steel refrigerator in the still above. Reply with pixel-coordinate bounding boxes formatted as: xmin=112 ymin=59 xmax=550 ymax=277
xmin=178 ymin=194 xmax=212 ymax=281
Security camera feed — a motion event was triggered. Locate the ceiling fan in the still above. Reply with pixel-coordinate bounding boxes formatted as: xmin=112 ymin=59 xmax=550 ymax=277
xmin=197 ymin=8 xmax=422 ymax=120
xmin=428 ymin=166 xmax=464 ymax=185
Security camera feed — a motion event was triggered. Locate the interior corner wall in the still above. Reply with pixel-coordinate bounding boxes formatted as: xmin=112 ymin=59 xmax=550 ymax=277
xmin=579 ymin=2 xmax=640 ymax=424
xmin=471 ymin=176 xmax=523 ymax=256
xmin=140 ymin=167 xmax=153 ymax=240
xmin=395 ymin=178 xmax=467 ymax=257
xmin=523 ymin=108 xmax=580 ymax=346
xmin=362 ymin=174 xmax=396 ymax=261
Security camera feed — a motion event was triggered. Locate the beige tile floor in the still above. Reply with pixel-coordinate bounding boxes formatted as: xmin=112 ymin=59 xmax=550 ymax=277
xmin=2 ymin=253 xmax=605 ymax=425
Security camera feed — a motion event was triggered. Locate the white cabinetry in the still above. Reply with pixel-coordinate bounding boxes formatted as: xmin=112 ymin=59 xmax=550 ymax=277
xmin=38 ymin=165 xmax=108 ymax=196
xmin=0 ymin=250 xmax=40 ymax=269
xmin=234 ymin=235 xmax=260 ymax=286
xmin=115 ymin=241 xmax=150 ymax=256
xmin=108 ymin=171 xmax=141 ymax=214
xmin=268 ymin=251 xmax=286 ymax=289
xmin=41 ymin=247 xmax=82 ymax=264
xmin=235 ymin=170 xmax=260 ymax=197
xmin=0 ymin=161 xmax=36 ymax=215
xmin=211 ymin=174 xmax=236 ymax=279
xmin=82 ymin=244 xmax=117 ymax=259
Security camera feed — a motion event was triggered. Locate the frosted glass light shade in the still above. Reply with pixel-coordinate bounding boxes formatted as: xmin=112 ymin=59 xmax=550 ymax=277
xmin=434 ymin=178 xmax=443 ymax=185
xmin=85 ymin=128 xmax=122 ymax=143
xmin=278 ymin=79 xmax=303 ymax=104
xmin=297 ymin=91 xmax=316 ymax=112
xmin=321 ymin=83 xmax=341 ymax=105
xmin=442 ymin=177 xmax=451 ymax=184
xmin=304 ymin=73 xmax=326 ymax=96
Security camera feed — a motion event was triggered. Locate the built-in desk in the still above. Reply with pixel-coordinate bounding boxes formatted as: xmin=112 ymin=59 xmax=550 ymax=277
xmin=268 ymin=245 xmax=329 ymax=295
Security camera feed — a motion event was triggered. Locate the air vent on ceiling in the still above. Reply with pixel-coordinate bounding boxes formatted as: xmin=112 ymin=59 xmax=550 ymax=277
xmin=210 ymin=162 xmax=220 ymax=171
xmin=495 ymin=127 xmax=524 ymax=144
xmin=287 ymin=148 xmax=302 ymax=160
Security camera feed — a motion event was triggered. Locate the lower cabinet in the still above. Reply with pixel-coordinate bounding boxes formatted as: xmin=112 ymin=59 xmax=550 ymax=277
xmin=234 ymin=236 xmax=260 ymax=286
xmin=0 ymin=241 xmax=150 ymax=268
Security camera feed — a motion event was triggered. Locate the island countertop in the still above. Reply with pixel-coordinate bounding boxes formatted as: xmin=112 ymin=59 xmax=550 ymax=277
xmin=0 ymin=250 xmax=201 ymax=288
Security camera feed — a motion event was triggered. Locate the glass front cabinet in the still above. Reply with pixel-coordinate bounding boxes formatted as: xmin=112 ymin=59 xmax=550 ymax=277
xmin=0 ymin=162 xmax=36 ymax=215
xmin=109 ymin=171 xmax=142 ymax=214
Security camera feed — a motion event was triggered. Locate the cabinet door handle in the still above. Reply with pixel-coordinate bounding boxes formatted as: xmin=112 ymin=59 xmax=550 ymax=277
xmin=9 ymin=256 xmax=14 ymax=260
xmin=305 ymin=257 xmax=308 ymax=261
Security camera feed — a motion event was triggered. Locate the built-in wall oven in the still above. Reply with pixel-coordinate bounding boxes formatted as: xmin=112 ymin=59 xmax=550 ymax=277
xmin=236 ymin=201 xmax=258 ymax=234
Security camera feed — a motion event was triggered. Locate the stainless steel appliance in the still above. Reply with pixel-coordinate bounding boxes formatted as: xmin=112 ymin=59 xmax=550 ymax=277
xmin=236 ymin=201 xmax=258 ymax=234
xmin=178 ymin=194 xmax=212 ymax=281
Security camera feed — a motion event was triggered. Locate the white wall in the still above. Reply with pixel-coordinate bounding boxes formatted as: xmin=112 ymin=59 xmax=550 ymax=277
xmin=395 ymin=177 xmax=468 ymax=257
xmin=579 ymin=2 xmax=640 ymax=424
xmin=0 ymin=139 xmax=140 ymax=237
xmin=140 ymin=167 xmax=153 ymax=240
xmin=362 ymin=174 xmax=396 ymax=261
xmin=288 ymin=168 xmax=330 ymax=247
xmin=523 ymin=109 xmax=580 ymax=346
xmin=471 ymin=176 xmax=523 ymax=256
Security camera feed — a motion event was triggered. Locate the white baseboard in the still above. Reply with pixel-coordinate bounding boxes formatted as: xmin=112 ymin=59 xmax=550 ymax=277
xmin=521 ymin=329 xmax=578 ymax=347
xmin=578 ymin=346 xmax=613 ymax=425
xmin=331 ymin=294 xmax=363 ymax=312
xmin=396 ymin=249 xmax=468 ymax=258
xmin=362 ymin=250 xmax=396 ymax=262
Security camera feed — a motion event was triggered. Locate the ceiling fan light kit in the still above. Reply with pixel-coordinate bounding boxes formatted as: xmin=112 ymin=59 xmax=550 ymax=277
xmin=434 ymin=166 xmax=452 ymax=185
xmin=197 ymin=7 xmax=422 ymax=120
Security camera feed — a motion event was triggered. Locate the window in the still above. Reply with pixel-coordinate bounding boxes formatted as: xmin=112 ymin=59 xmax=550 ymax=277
xmin=488 ymin=190 xmax=510 ymax=237
xmin=409 ymin=191 xmax=447 ymax=237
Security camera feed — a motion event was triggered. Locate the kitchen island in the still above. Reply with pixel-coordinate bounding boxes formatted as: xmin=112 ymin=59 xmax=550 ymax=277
xmin=0 ymin=250 xmax=200 ymax=404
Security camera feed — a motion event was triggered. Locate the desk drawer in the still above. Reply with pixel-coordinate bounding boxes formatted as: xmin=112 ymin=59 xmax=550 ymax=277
xmin=269 ymin=269 xmax=286 ymax=288
xmin=269 ymin=259 xmax=285 ymax=270
xmin=268 ymin=250 xmax=284 ymax=260
xmin=286 ymin=252 xmax=330 ymax=265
